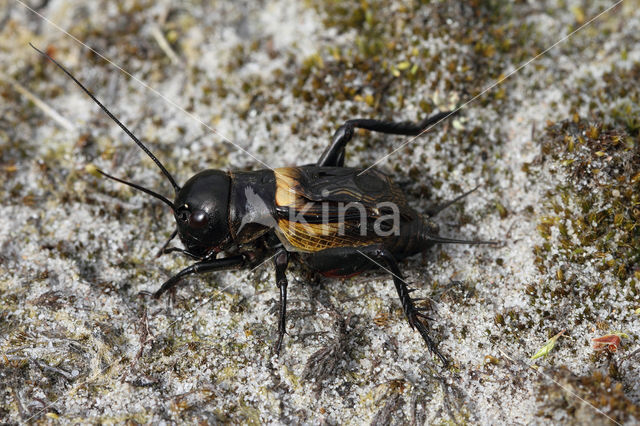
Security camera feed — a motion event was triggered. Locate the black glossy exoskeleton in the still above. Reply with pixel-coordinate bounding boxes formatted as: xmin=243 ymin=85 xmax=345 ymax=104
xmin=36 ymin=45 xmax=494 ymax=365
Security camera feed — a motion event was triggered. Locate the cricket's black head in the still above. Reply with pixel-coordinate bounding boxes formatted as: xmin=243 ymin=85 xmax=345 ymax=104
xmin=173 ymin=170 xmax=231 ymax=257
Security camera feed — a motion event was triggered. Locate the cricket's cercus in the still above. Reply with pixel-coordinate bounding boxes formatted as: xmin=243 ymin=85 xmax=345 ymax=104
xmin=33 ymin=44 xmax=497 ymax=366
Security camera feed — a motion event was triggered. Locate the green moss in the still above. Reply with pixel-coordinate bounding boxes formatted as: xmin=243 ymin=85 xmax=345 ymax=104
xmin=537 ymin=367 xmax=640 ymax=423
xmin=536 ymin=118 xmax=639 ymax=282
xmin=295 ymin=0 xmax=540 ymax=134
xmin=527 ymin=114 xmax=639 ymax=355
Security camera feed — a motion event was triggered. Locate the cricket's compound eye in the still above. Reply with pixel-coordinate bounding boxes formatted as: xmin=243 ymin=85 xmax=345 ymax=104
xmin=189 ymin=209 xmax=208 ymax=229
xmin=176 ymin=208 xmax=208 ymax=229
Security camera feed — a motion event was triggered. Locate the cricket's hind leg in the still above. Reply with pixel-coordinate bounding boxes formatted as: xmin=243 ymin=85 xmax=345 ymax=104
xmin=306 ymin=245 xmax=449 ymax=365
xmin=357 ymin=245 xmax=449 ymax=365
xmin=317 ymin=110 xmax=458 ymax=167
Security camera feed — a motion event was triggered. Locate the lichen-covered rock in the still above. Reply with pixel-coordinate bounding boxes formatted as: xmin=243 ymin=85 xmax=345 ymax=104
xmin=1 ymin=0 xmax=639 ymax=424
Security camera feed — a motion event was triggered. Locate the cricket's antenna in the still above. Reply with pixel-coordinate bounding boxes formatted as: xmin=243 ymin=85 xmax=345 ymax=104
xmin=30 ymin=43 xmax=181 ymax=193
xmin=92 ymin=166 xmax=175 ymax=209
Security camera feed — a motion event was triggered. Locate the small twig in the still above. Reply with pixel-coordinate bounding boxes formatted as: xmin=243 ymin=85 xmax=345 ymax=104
xmin=621 ymin=346 xmax=640 ymax=362
xmin=11 ymin=387 xmax=27 ymax=420
xmin=31 ymin=357 xmax=77 ymax=381
xmin=150 ymin=26 xmax=180 ymax=65
xmin=135 ymin=308 xmax=155 ymax=361
xmin=0 ymin=71 xmax=75 ymax=131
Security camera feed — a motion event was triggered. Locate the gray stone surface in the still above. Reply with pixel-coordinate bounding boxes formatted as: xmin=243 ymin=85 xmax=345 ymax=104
xmin=1 ymin=0 xmax=639 ymax=424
